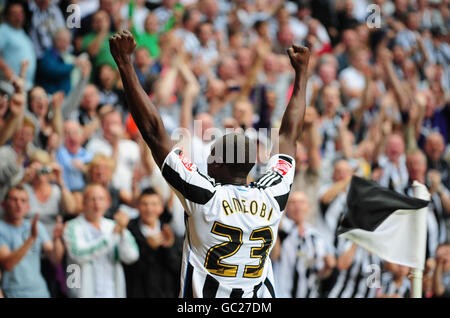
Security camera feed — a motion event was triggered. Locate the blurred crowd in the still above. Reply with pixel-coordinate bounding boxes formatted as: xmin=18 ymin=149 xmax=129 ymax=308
xmin=0 ymin=0 xmax=449 ymax=298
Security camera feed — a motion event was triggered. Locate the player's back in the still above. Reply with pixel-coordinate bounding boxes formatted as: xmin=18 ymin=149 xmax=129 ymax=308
xmin=161 ymin=147 xmax=295 ymax=298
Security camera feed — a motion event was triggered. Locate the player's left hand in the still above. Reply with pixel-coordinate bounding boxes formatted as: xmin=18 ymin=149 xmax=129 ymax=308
xmin=109 ymin=30 xmax=137 ymax=66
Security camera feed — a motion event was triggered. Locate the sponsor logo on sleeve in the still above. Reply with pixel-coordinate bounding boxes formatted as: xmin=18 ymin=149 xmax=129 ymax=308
xmin=272 ymin=159 xmax=292 ymax=176
xmin=179 ymin=151 xmax=195 ymax=172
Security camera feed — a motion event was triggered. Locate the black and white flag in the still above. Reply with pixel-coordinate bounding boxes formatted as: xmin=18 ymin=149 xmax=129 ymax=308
xmin=337 ymin=176 xmax=430 ymax=270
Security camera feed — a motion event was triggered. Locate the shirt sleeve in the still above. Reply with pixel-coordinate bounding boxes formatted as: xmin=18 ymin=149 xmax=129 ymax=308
xmin=254 ymin=154 xmax=296 ymax=212
xmin=161 ymin=148 xmax=216 ymax=216
xmin=117 ymin=228 xmax=139 ymax=265
xmin=63 ymin=219 xmax=119 ymax=264
xmin=0 ymin=223 xmax=8 ymax=248
xmin=0 ymin=25 xmax=7 ymax=51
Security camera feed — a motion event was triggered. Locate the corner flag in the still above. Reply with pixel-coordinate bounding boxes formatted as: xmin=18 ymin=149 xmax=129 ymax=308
xmin=337 ymin=176 xmax=430 ymax=270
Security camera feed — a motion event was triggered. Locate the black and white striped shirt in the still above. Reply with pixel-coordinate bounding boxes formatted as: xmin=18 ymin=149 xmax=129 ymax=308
xmin=161 ymin=148 xmax=295 ymax=298
xmin=377 ymin=272 xmax=410 ymax=298
xmin=327 ymin=238 xmax=381 ymax=298
xmin=28 ymin=0 xmax=66 ymax=58
xmin=319 ymin=185 xmax=349 ymax=248
xmin=274 ymin=223 xmax=331 ymax=298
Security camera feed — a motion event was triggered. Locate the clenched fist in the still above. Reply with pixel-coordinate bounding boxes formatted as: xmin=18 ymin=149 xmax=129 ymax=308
xmin=287 ymin=45 xmax=310 ymax=73
xmin=109 ymin=30 xmax=137 ymax=66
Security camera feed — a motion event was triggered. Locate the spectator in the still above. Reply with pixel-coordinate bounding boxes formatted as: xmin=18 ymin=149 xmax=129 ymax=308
xmin=418 ymin=89 xmax=449 ymax=147
xmin=153 ymin=0 xmax=180 ymax=33
xmin=333 ymin=28 xmax=360 ymax=72
xmin=81 ymin=10 xmax=116 ymax=71
xmin=68 ymin=84 xmax=101 ymax=142
xmin=425 ymin=132 xmax=450 ymax=189
xmin=376 ymin=133 xmax=409 ymax=194
xmin=36 ymin=28 xmax=83 ymax=95
xmin=307 ymin=54 xmax=339 ymax=113
xmin=75 ymin=0 xmax=120 ymax=46
xmin=199 ymin=0 xmax=228 ymax=36
xmin=123 ymin=187 xmax=181 ymax=298
xmin=424 ymin=26 xmax=450 ymax=90
xmin=56 ymin=120 xmax=93 ymax=193
xmin=27 ymin=0 xmax=66 ymax=58
xmin=95 ymin=64 xmax=127 ymax=115
xmin=377 ymin=262 xmax=411 ymax=298
xmin=291 ymin=107 xmax=322 ymax=223
xmin=22 ymin=149 xmax=77 ymax=235
xmin=63 ymin=183 xmax=139 ymax=298
xmin=0 ymin=81 xmax=26 ymax=147
xmin=339 ymin=46 xmax=370 ymax=107
xmin=120 ymin=0 xmax=150 ymax=34
xmin=189 ymin=112 xmax=215 ymax=174
xmin=173 ymin=8 xmax=202 ymax=58
xmin=196 ymin=21 xmax=220 ymax=66
xmin=335 ymin=0 xmax=359 ymax=32
xmin=394 ymin=11 xmax=422 ymax=62
xmin=260 ymin=52 xmax=293 ymax=127
xmin=217 ymin=55 xmax=241 ymax=89
xmin=133 ymin=47 xmax=159 ymax=90
xmin=50 ymin=25 xmax=84 ymax=93
xmin=269 ymin=6 xmax=307 ymax=46
xmin=273 ymin=22 xmax=296 ymax=55
xmin=132 ymin=13 xmax=161 ymax=58
xmin=318 ymin=159 xmax=353 ymax=247
xmin=25 ymin=87 xmax=64 ymax=151
xmin=404 ymin=149 xmax=450 ymax=259
xmin=432 ymin=244 xmax=450 ymax=298
xmin=316 ymin=84 xmax=346 ymax=159
xmin=0 ymin=118 xmax=35 ymax=203
xmin=273 ymin=191 xmax=336 ymax=298
xmin=85 ymin=109 xmax=141 ymax=194
xmin=327 ymin=239 xmax=381 ymax=298
xmin=0 ymin=185 xmax=64 ymax=297
xmin=86 ymin=154 xmax=135 ymax=220
xmin=0 ymin=1 xmax=36 ymax=90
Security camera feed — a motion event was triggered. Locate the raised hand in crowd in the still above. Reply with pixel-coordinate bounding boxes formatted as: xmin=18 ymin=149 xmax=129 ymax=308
xmin=114 ymin=210 xmax=131 ymax=234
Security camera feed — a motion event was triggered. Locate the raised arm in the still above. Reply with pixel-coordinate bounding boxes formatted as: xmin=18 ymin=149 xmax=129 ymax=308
xmin=109 ymin=30 xmax=174 ymax=168
xmin=274 ymin=45 xmax=310 ymax=158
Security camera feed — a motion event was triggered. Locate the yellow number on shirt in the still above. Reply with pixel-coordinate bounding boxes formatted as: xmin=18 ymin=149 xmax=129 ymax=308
xmin=243 ymin=227 xmax=273 ymax=278
xmin=204 ymin=222 xmax=273 ymax=278
xmin=204 ymin=222 xmax=243 ymax=277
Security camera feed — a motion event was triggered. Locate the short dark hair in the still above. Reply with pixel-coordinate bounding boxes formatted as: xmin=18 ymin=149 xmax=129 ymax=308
xmin=182 ymin=8 xmax=196 ymax=25
xmin=3 ymin=0 xmax=26 ymax=17
xmin=4 ymin=184 xmax=27 ymax=201
xmin=138 ymin=187 xmax=162 ymax=201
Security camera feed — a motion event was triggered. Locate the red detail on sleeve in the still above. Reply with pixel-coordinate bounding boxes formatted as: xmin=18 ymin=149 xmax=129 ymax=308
xmin=272 ymin=159 xmax=292 ymax=176
xmin=179 ymin=151 xmax=194 ymax=171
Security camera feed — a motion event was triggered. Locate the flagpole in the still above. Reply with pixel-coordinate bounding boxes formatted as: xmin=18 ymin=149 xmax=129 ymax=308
xmin=410 ymin=181 xmax=431 ymax=298
xmin=410 ymin=268 xmax=423 ymax=298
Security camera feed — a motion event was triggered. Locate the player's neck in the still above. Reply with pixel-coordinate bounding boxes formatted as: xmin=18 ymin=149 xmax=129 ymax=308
xmin=216 ymin=176 xmax=247 ymax=185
